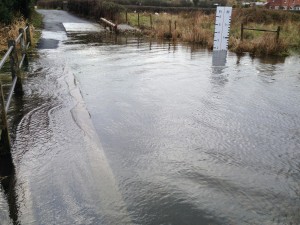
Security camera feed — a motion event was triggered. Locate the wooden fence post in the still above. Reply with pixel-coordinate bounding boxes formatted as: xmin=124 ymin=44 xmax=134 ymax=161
xmin=19 ymin=28 xmax=29 ymax=66
xmin=276 ymin=26 xmax=280 ymax=41
xmin=241 ymin=23 xmax=244 ymax=41
xmin=150 ymin=14 xmax=153 ymax=29
xmin=8 ymin=40 xmax=23 ymax=94
xmin=26 ymin=23 xmax=32 ymax=45
xmin=169 ymin=20 xmax=172 ymax=35
xmin=174 ymin=21 xmax=177 ymax=30
xmin=0 ymin=83 xmax=11 ymax=155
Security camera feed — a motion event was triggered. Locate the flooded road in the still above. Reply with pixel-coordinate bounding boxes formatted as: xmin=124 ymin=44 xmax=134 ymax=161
xmin=1 ymin=9 xmax=300 ymax=225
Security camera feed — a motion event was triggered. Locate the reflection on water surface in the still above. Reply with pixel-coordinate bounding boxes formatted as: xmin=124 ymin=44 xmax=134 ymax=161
xmin=0 ymin=14 xmax=300 ymax=225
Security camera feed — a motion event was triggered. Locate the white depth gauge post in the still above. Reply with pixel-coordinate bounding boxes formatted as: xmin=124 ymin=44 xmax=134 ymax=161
xmin=213 ymin=6 xmax=232 ymax=51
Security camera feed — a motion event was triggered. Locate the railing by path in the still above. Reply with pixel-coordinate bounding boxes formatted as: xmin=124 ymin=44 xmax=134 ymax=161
xmin=100 ymin=18 xmax=118 ymax=33
xmin=241 ymin=23 xmax=280 ymax=41
xmin=0 ymin=23 xmax=32 ymax=156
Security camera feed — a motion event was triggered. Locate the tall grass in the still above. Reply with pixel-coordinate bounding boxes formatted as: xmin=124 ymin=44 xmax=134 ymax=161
xmin=0 ymin=9 xmax=42 ymax=55
xmin=0 ymin=17 xmax=26 ymax=53
xmin=125 ymin=8 xmax=300 ymax=56
xmin=35 ymin=2 xmax=300 ymax=55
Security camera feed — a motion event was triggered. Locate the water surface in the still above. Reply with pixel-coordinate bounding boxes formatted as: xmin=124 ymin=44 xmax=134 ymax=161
xmin=1 ymin=9 xmax=300 ymax=225
xmin=65 ymin=35 xmax=300 ymax=225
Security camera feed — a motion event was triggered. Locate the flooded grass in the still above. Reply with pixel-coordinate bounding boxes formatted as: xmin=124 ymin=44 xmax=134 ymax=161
xmin=123 ymin=8 xmax=300 ymax=56
xmin=35 ymin=1 xmax=300 ymax=56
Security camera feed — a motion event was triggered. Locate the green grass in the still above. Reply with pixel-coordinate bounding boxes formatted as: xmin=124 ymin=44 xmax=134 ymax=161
xmin=30 ymin=10 xmax=44 ymax=48
xmin=30 ymin=10 xmax=44 ymax=29
xmin=123 ymin=12 xmax=153 ymax=28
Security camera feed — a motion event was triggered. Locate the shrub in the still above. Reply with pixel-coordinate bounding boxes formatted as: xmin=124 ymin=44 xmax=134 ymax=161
xmin=66 ymin=0 xmax=125 ymax=21
xmin=37 ymin=0 xmax=63 ymax=9
xmin=0 ymin=0 xmax=14 ymax=24
xmin=38 ymin=0 xmax=125 ymax=20
xmin=0 ymin=0 xmax=34 ymax=24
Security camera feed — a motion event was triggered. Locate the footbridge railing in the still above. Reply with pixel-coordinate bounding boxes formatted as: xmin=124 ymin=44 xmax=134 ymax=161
xmin=0 ymin=23 xmax=32 ymax=156
xmin=100 ymin=18 xmax=118 ymax=33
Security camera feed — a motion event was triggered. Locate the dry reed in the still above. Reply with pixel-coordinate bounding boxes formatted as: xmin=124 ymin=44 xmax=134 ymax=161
xmin=0 ymin=17 xmax=27 ymax=53
xmin=126 ymin=9 xmax=299 ymax=56
xmin=147 ymin=12 xmax=214 ymax=48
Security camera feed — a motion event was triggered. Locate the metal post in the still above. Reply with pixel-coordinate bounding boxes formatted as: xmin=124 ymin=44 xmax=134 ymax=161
xmin=276 ymin=26 xmax=280 ymax=42
xmin=169 ymin=20 xmax=172 ymax=35
xmin=241 ymin=23 xmax=244 ymax=41
xmin=126 ymin=11 xmax=128 ymax=24
xmin=150 ymin=14 xmax=153 ymax=29
xmin=138 ymin=13 xmax=140 ymax=27
xmin=8 ymin=41 xmax=23 ymax=95
xmin=26 ymin=23 xmax=32 ymax=45
xmin=0 ymin=83 xmax=11 ymax=155
xmin=174 ymin=21 xmax=177 ymax=30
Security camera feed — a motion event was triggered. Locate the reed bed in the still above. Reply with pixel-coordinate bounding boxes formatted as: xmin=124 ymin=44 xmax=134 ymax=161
xmin=0 ymin=10 xmax=41 ymax=56
xmin=124 ymin=8 xmax=300 ymax=56
xmin=0 ymin=18 xmax=27 ymax=54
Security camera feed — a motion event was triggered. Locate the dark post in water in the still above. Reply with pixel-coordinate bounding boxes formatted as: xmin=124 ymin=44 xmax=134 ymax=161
xmin=0 ymin=84 xmax=11 ymax=156
xmin=8 ymin=40 xmax=23 ymax=94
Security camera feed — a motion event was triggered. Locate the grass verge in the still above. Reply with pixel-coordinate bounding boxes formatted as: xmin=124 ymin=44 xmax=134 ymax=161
xmin=30 ymin=10 xmax=44 ymax=49
xmin=0 ymin=18 xmax=27 ymax=54
xmin=123 ymin=9 xmax=300 ymax=56
xmin=0 ymin=10 xmax=43 ymax=57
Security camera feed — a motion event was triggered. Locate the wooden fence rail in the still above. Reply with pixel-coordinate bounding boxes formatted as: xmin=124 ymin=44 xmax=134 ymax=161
xmin=0 ymin=23 xmax=32 ymax=156
xmin=241 ymin=23 xmax=280 ymax=41
xmin=125 ymin=12 xmax=178 ymax=32
xmin=125 ymin=12 xmax=154 ymax=29
xmin=100 ymin=18 xmax=118 ymax=33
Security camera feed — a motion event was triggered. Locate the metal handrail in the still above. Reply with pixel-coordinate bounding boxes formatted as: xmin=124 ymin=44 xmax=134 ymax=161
xmin=0 ymin=24 xmax=32 ymax=112
xmin=0 ymin=46 xmax=14 ymax=70
xmin=5 ymin=76 xmax=17 ymax=113
xmin=15 ymin=33 xmax=23 ymax=44
xmin=0 ymin=25 xmax=30 ymax=70
xmin=0 ymin=24 xmax=32 ymax=154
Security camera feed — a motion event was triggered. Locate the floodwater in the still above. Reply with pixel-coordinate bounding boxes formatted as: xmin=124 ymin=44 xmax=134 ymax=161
xmin=1 ymin=10 xmax=300 ymax=225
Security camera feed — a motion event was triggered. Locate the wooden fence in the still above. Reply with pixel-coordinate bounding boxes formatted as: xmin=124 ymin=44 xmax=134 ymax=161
xmin=0 ymin=24 xmax=32 ymax=157
xmin=100 ymin=18 xmax=118 ymax=32
xmin=125 ymin=12 xmax=154 ymax=29
xmin=241 ymin=23 xmax=281 ymax=41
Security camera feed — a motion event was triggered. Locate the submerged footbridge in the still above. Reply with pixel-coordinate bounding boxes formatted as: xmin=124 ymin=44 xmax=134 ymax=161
xmin=0 ymin=9 xmax=133 ymax=224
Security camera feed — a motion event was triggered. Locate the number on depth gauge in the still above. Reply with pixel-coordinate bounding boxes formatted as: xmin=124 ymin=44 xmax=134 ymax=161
xmin=213 ymin=6 xmax=232 ymax=51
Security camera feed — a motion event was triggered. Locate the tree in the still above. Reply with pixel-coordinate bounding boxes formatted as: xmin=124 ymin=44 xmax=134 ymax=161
xmin=15 ymin=0 xmax=33 ymax=19
xmin=193 ymin=0 xmax=200 ymax=6
xmin=0 ymin=0 xmax=14 ymax=24
xmin=0 ymin=0 xmax=34 ymax=24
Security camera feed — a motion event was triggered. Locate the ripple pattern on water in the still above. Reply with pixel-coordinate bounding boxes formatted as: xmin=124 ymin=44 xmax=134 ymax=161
xmin=67 ymin=38 xmax=300 ymax=224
